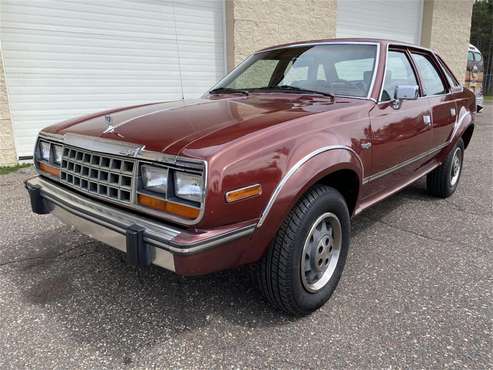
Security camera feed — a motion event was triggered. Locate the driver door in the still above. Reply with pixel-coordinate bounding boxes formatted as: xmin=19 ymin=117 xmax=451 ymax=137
xmin=366 ymin=49 xmax=434 ymax=196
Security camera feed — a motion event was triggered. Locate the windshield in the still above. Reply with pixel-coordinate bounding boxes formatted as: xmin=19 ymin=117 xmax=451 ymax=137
xmin=213 ymin=44 xmax=378 ymax=98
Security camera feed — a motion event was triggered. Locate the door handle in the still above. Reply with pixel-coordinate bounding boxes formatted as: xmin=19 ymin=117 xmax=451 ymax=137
xmin=423 ymin=114 xmax=432 ymax=126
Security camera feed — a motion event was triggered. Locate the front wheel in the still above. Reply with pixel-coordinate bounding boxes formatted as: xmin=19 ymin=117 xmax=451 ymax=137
xmin=427 ymin=139 xmax=464 ymax=198
xmin=253 ymin=185 xmax=350 ymax=316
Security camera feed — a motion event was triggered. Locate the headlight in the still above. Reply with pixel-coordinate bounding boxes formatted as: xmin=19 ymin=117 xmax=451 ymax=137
xmin=39 ymin=141 xmax=51 ymax=161
xmin=174 ymin=171 xmax=203 ymax=203
xmin=141 ymin=165 xmax=168 ymax=194
xmin=53 ymin=145 xmax=63 ymax=165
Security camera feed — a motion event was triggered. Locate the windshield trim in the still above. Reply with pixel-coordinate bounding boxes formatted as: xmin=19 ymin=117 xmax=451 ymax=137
xmin=210 ymin=41 xmax=381 ymax=101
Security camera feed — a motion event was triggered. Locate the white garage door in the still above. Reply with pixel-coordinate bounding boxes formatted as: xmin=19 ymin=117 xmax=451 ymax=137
xmin=1 ymin=0 xmax=226 ymax=158
xmin=336 ymin=0 xmax=423 ymax=45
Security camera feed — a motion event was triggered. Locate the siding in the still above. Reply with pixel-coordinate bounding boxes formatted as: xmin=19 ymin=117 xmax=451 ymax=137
xmin=1 ymin=0 xmax=226 ymax=157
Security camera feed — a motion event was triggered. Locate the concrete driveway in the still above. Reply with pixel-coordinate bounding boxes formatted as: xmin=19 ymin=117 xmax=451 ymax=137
xmin=0 ymin=106 xmax=491 ymax=369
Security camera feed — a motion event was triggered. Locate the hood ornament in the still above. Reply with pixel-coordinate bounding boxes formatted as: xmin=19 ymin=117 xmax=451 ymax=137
xmin=103 ymin=114 xmax=115 ymax=134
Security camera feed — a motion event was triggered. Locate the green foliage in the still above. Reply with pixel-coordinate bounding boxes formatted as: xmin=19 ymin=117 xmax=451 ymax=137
xmin=0 ymin=163 xmax=32 ymax=175
xmin=470 ymin=0 xmax=493 ymax=95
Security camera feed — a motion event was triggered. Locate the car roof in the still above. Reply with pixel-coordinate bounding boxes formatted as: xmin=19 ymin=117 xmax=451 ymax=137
xmin=257 ymin=37 xmax=433 ymax=53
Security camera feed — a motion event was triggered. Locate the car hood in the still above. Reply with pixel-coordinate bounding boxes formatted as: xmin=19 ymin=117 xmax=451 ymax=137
xmin=43 ymin=94 xmax=365 ymax=159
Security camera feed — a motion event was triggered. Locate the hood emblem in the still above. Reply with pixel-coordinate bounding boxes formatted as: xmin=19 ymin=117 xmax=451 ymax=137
xmin=103 ymin=114 xmax=115 ymax=134
xmin=119 ymin=145 xmax=145 ymax=157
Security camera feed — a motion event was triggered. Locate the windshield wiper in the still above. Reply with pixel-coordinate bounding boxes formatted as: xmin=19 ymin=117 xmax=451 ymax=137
xmin=254 ymin=85 xmax=334 ymax=99
xmin=209 ymin=87 xmax=249 ymax=96
xmin=275 ymin=85 xmax=335 ymax=98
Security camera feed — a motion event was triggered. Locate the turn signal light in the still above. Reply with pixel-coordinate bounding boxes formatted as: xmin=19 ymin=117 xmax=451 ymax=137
xmin=225 ymin=184 xmax=262 ymax=203
xmin=38 ymin=162 xmax=60 ymax=177
xmin=137 ymin=194 xmax=200 ymax=220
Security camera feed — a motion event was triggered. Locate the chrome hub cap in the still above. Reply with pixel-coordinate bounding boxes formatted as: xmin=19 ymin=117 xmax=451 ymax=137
xmin=450 ymin=147 xmax=462 ymax=187
xmin=301 ymin=212 xmax=342 ymax=293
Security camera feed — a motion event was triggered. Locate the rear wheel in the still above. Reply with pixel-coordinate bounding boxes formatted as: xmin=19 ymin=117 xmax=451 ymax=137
xmin=427 ymin=139 xmax=464 ymax=198
xmin=254 ymin=184 xmax=350 ymax=316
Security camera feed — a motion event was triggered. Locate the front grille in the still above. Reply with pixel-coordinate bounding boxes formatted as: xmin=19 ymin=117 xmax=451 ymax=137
xmin=60 ymin=146 xmax=136 ymax=203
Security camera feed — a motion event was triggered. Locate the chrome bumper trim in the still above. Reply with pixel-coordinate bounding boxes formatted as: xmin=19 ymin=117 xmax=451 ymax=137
xmin=51 ymin=205 xmax=175 ymax=271
xmin=25 ymin=176 xmax=256 ymax=259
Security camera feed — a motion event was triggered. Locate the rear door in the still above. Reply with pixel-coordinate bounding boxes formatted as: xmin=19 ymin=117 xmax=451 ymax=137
xmin=410 ymin=51 xmax=456 ymax=148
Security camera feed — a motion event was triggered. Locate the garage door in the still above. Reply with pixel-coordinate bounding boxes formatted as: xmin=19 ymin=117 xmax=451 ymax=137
xmin=336 ymin=0 xmax=423 ymax=45
xmin=1 ymin=0 xmax=226 ymax=158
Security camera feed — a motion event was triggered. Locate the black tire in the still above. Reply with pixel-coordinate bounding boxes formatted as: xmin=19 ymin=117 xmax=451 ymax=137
xmin=427 ymin=138 xmax=464 ymax=198
xmin=253 ymin=184 xmax=350 ymax=316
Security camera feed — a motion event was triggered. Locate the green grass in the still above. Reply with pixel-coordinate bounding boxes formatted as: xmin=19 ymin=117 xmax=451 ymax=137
xmin=483 ymin=95 xmax=493 ymax=102
xmin=0 ymin=163 xmax=32 ymax=175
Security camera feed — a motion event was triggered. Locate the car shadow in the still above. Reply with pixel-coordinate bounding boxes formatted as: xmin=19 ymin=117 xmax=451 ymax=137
xmin=351 ymin=177 xmax=430 ymax=236
xmin=5 ymin=224 xmax=294 ymax=361
xmin=5 ymin=177 xmax=432 ymax=361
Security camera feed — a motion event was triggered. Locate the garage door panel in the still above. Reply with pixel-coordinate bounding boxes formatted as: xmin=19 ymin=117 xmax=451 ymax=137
xmin=1 ymin=0 xmax=226 ymax=157
xmin=6 ymin=0 xmax=176 ymax=25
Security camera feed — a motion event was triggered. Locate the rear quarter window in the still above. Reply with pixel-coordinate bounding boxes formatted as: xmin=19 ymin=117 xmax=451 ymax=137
xmin=437 ymin=59 xmax=460 ymax=89
xmin=411 ymin=53 xmax=446 ymax=96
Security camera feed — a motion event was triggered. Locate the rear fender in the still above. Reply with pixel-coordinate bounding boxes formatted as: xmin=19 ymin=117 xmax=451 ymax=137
xmin=438 ymin=106 xmax=473 ymax=162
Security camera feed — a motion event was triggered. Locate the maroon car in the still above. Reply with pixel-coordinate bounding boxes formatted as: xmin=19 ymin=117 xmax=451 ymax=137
xmin=26 ymin=38 xmax=475 ymax=315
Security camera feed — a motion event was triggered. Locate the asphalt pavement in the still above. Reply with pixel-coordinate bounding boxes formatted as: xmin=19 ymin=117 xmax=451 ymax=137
xmin=0 ymin=105 xmax=491 ymax=369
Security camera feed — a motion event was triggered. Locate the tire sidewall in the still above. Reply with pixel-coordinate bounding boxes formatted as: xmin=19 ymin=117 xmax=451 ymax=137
xmin=289 ymin=188 xmax=350 ymax=313
xmin=445 ymin=140 xmax=465 ymax=195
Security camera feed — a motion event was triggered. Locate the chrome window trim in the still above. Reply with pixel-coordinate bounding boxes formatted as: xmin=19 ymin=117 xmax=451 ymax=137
xmin=378 ymin=43 xmax=390 ymax=102
xmin=257 ymin=145 xmax=364 ymax=228
xmin=36 ymin=132 xmax=208 ymax=226
xmin=378 ymin=43 xmax=461 ymax=103
xmin=259 ymin=41 xmax=380 ymax=52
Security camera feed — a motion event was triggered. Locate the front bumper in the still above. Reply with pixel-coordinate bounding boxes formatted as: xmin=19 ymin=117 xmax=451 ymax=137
xmin=25 ymin=176 xmax=256 ymax=275
xmin=475 ymin=94 xmax=485 ymax=113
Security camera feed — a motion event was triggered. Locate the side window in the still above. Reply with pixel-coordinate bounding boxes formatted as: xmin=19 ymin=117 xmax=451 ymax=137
xmin=411 ymin=53 xmax=446 ymax=96
xmin=437 ymin=59 xmax=459 ymax=89
xmin=467 ymin=51 xmax=475 ymax=61
xmin=474 ymin=52 xmax=482 ymax=62
xmin=381 ymin=51 xmax=418 ymax=101
xmin=436 ymin=55 xmax=460 ymax=88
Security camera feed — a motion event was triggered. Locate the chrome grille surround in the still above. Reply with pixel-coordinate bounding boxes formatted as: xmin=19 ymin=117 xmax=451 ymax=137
xmin=60 ymin=145 xmax=137 ymax=204
xmin=37 ymin=133 xmax=208 ymax=226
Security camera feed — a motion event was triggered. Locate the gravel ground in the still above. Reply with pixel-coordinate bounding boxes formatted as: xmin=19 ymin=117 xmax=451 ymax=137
xmin=0 ymin=108 xmax=491 ymax=369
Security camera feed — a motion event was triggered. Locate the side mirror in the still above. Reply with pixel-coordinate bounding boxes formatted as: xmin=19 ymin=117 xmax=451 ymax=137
xmin=392 ymin=85 xmax=419 ymax=109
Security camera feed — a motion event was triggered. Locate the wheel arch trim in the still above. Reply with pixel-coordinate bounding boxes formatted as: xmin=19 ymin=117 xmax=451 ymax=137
xmin=256 ymin=145 xmax=363 ymax=228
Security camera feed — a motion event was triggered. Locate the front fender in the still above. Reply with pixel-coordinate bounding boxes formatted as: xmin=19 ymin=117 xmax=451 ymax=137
xmin=238 ymin=146 xmax=363 ymax=265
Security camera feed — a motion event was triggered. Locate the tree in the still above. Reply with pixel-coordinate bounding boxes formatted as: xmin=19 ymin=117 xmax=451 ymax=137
xmin=470 ymin=0 xmax=493 ymax=95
